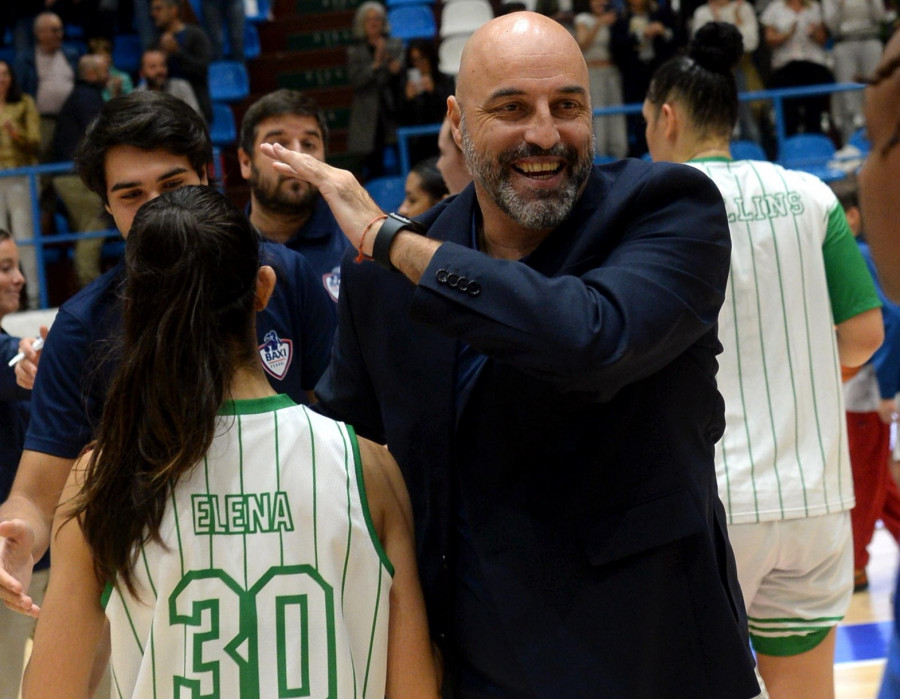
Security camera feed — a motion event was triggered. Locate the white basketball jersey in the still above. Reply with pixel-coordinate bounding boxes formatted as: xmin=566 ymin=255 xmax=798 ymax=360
xmin=104 ymin=395 xmax=393 ymax=698
xmin=689 ymin=159 xmax=873 ymax=525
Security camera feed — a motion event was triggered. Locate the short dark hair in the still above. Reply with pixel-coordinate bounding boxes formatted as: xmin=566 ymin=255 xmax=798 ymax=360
xmin=411 ymin=156 xmax=448 ymax=201
xmin=239 ymin=89 xmax=329 ymax=155
xmin=829 ymin=175 xmax=860 ymax=211
xmin=75 ymin=91 xmax=212 ymax=203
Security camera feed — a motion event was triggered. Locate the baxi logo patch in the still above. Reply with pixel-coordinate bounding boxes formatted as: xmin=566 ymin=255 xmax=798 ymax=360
xmin=259 ymin=330 xmax=293 ymax=380
xmin=322 ymin=265 xmax=340 ymax=303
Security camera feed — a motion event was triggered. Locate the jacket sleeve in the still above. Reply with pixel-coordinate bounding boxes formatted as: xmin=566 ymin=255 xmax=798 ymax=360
xmin=410 ymin=164 xmax=731 ymax=401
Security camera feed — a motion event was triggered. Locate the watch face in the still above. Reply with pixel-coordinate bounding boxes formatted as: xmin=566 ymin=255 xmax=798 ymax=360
xmin=391 ymin=213 xmax=413 ymax=225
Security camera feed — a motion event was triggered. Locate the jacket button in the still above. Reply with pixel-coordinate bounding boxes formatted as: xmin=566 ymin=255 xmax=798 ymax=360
xmin=458 ymin=277 xmax=469 ymax=292
xmin=436 ymin=269 xmax=449 ymax=283
xmin=467 ymin=281 xmax=481 ymax=296
xmin=448 ymin=273 xmax=459 ymax=288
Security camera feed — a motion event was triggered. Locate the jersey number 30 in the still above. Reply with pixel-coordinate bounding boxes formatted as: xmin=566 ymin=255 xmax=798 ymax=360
xmin=168 ymin=564 xmax=338 ymax=698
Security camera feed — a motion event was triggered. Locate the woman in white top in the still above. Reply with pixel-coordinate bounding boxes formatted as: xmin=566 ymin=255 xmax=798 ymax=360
xmin=575 ymin=0 xmax=628 ymax=159
xmin=761 ymin=0 xmax=835 ymax=136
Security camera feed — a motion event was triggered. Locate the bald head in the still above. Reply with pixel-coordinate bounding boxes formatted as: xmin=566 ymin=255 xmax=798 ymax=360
xmin=456 ymin=12 xmax=589 ymax=106
xmin=445 ymin=11 xmax=594 ymax=240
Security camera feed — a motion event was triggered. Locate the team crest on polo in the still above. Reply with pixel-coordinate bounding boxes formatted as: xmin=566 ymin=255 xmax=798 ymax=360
xmin=259 ymin=330 xmax=293 ymax=380
xmin=323 ymin=266 xmax=340 ymax=303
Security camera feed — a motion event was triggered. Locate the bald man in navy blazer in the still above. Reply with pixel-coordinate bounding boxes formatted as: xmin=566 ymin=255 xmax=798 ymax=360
xmin=263 ymin=11 xmax=763 ymax=699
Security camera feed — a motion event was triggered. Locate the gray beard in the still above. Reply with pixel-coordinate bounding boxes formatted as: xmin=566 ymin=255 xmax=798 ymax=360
xmin=459 ymin=117 xmax=594 ymax=231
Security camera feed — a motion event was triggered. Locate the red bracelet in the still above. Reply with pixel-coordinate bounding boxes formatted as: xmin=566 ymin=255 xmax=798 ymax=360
xmin=356 ymin=214 xmax=389 ymax=263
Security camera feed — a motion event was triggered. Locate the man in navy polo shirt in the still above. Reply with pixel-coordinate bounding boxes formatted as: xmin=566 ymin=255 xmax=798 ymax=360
xmin=0 ymin=91 xmax=335 ymax=615
xmin=238 ymin=90 xmax=349 ymax=304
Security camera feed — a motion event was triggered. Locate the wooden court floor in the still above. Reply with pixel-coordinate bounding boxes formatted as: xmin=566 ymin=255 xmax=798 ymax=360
xmin=836 ymin=525 xmax=898 ymax=698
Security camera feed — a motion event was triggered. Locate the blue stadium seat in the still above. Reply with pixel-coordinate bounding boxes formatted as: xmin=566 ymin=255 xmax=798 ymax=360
xmin=222 ymin=21 xmax=261 ymax=59
xmin=730 ymin=139 xmax=767 ymax=161
xmin=388 ymin=5 xmax=436 ymax=41
xmin=364 ymin=175 xmax=406 ymax=212
xmin=245 ymin=0 xmax=271 ymax=23
xmin=209 ymin=102 xmax=237 ymax=146
xmin=208 ymin=60 xmax=250 ymax=102
xmin=112 ymin=34 xmax=143 ymax=76
xmin=244 ymin=23 xmax=261 ymax=59
xmin=388 ymin=0 xmax=434 ymax=6
xmin=779 ymin=133 xmax=844 ymax=182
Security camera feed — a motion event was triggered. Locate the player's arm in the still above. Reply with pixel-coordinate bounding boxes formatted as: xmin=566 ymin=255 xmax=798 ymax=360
xmin=0 ymin=450 xmax=76 ymax=613
xmin=358 ymin=438 xmax=441 ymax=699
xmin=836 ymin=307 xmax=884 ymax=368
xmin=21 ymin=459 xmax=105 ymax=699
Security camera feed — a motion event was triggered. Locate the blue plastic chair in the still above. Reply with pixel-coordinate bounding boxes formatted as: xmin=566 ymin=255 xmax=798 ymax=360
xmin=388 ymin=5 xmax=437 ymax=40
xmin=779 ymin=134 xmax=844 ymax=182
xmin=112 ymin=34 xmax=143 ymax=76
xmin=730 ymin=139 xmax=767 ymax=161
xmin=209 ymin=102 xmax=237 ymax=146
xmin=208 ymin=60 xmax=250 ymax=102
xmin=245 ymin=0 xmax=270 ymax=23
xmin=365 ymin=175 xmax=407 ymax=212
xmin=244 ymin=23 xmax=261 ymax=59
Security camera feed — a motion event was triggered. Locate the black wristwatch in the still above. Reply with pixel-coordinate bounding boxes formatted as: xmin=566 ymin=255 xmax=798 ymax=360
xmin=372 ymin=213 xmax=425 ymax=271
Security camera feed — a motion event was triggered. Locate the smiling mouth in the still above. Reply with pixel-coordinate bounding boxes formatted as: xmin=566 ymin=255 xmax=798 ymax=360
xmin=513 ymin=161 xmax=565 ymax=180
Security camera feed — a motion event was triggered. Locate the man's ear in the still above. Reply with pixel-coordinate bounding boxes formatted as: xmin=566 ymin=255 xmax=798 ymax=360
xmin=238 ymin=147 xmax=252 ymax=181
xmin=448 ymin=97 xmax=463 ymax=149
xmin=255 ymin=265 xmax=276 ymax=311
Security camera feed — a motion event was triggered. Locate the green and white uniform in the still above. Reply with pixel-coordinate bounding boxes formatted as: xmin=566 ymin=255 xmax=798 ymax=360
xmin=690 ymin=158 xmax=878 ymax=524
xmin=689 ymin=158 xmax=880 ymax=653
xmin=104 ymin=395 xmax=393 ymax=698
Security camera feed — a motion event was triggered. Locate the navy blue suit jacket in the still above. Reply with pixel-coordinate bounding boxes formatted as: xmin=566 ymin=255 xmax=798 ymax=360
xmin=316 ymin=159 xmax=760 ymax=698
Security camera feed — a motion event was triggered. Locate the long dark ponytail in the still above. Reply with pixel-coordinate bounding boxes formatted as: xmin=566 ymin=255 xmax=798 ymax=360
xmin=74 ymin=186 xmax=261 ymax=594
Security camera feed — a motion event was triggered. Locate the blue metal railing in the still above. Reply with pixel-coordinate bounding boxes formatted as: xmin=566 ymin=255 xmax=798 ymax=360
xmin=5 ymin=84 xmax=865 ymax=309
xmin=395 ymin=81 xmax=866 ymax=174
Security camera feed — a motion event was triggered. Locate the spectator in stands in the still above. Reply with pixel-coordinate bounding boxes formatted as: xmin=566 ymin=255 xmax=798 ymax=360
xmin=575 ymin=0 xmax=628 ymax=159
xmin=151 ymin=0 xmax=213 ymax=122
xmin=0 ymin=61 xmax=41 ymax=310
xmin=14 ymin=12 xmax=80 ymax=160
xmin=0 ymin=230 xmax=48 ymax=699
xmin=691 ymin=0 xmax=763 ymax=142
xmin=202 ymin=0 xmax=246 ymax=61
xmin=823 ymin=0 xmax=886 ymax=143
xmin=238 ymin=89 xmax=349 ymax=304
xmin=761 ymin=0 xmax=835 ymax=136
xmin=399 ymin=40 xmax=454 ymax=166
xmin=50 ymin=54 xmax=114 ymax=289
xmin=435 ymin=115 xmax=471 ymax=195
xmin=397 ymin=156 xmax=448 ymax=218
xmin=612 ymin=0 xmax=680 ymax=156
xmin=347 ymin=1 xmax=404 ymax=180
xmin=135 ymin=48 xmax=202 ymax=115
xmin=87 ymin=37 xmax=133 ymax=101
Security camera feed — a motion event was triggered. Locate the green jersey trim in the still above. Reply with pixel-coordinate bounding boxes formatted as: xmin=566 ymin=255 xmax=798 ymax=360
xmin=219 ymin=394 xmax=296 ymax=416
xmin=349 ymin=424 xmax=395 ymax=578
